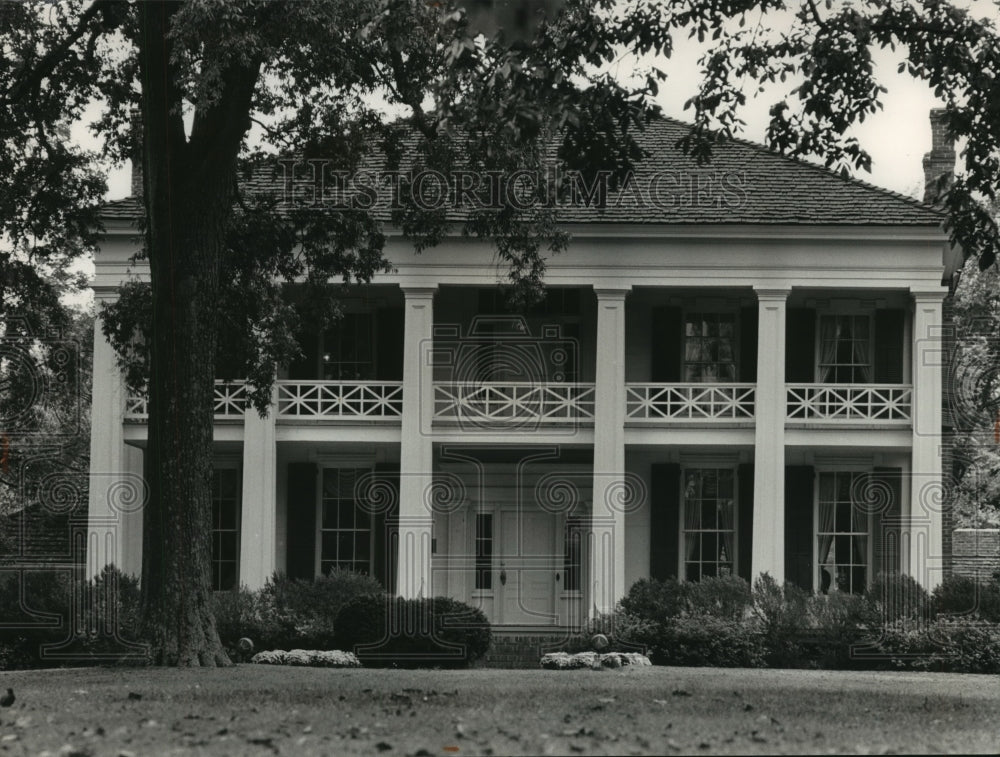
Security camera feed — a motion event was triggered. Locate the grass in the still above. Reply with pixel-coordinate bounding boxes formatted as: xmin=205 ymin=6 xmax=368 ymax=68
xmin=0 ymin=665 xmax=997 ymax=755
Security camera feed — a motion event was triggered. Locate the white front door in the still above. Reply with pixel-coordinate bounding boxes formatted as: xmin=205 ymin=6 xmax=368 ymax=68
xmin=497 ymin=510 xmax=557 ymax=625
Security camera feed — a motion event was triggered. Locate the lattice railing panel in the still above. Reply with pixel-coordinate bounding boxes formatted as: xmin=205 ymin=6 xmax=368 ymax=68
xmin=625 ymin=383 xmax=755 ymax=421
xmin=124 ymin=381 xmax=247 ymax=421
xmin=277 ymin=381 xmax=403 ymax=419
xmin=434 ymin=382 xmax=595 ymax=423
xmin=786 ymin=384 xmax=912 ymax=422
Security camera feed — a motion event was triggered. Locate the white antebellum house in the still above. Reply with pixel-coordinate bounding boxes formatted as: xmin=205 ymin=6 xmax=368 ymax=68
xmin=88 ymin=118 xmax=954 ymax=628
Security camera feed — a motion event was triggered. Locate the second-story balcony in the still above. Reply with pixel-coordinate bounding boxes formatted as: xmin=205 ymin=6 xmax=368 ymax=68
xmin=434 ymin=381 xmax=595 ymax=425
xmin=276 ymin=380 xmax=403 ymax=420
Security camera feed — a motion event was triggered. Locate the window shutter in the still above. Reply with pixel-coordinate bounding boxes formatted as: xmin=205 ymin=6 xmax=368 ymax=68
xmin=376 ymin=307 xmax=404 ymax=380
xmin=737 ymin=463 xmax=754 ymax=581
xmin=872 ymin=467 xmax=903 ymax=578
xmin=785 ymin=309 xmax=816 ymax=383
xmin=651 ymin=307 xmax=683 ymax=382
xmin=286 ymin=462 xmax=317 ymax=580
xmin=372 ymin=462 xmax=400 ymax=592
xmin=739 ymin=307 xmax=758 ymax=382
xmin=650 ymin=463 xmax=681 ymax=580
xmin=873 ymin=310 xmax=905 ymax=384
xmin=784 ymin=465 xmax=814 ymax=591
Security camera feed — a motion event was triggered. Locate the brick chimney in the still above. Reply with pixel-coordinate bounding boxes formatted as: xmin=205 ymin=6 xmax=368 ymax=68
xmin=922 ymin=108 xmax=954 ymax=205
xmin=129 ymin=108 xmax=144 ymax=199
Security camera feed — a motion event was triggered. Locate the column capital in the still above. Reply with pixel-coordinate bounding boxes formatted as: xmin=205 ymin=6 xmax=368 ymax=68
xmin=401 ymin=285 xmax=438 ymax=300
xmin=593 ymin=286 xmax=631 ymax=301
xmin=753 ymin=286 xmax=792 ymax=301
xmin=910 ymin=289 xmax=947 ymax=304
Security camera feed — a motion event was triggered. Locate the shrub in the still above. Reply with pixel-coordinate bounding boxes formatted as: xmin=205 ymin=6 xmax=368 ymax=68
xmin=334 ymin=594 xmax=491 ymax=668
xmin=650 ymin=615 xmax=765 ymax=668
xmin=683 ymin=574 xmax=752 ymax=621
xmin=619 ymin=578 xmax=684 ymax=621
xmin=751 ymin=573 xmax=810 ymax=667
xmin=213 ymin=570 xmax=385 ymax=653
xmin=0 ymin=566 xmax=143 ymax=669
xmin=932 ymin=574 xmax=1000 ymax=622
xmin=867 ymin=572 xmax=930 ymax=623
xmin=871 ymin=618 xmax=1000 ymax=674
xmin=563 ymin=612 xmax=657 ymax=654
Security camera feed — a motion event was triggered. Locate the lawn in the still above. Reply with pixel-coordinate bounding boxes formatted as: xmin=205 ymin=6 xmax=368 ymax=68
xmin=0 ymin=665 xmax=997 ymax=756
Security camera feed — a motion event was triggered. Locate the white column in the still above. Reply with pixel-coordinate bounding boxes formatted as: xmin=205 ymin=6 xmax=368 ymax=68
xmin=239 ymin=387 xmax=277 ymax=589
xmin=908 ymin=290 xmax=946 ymax=591
xmin=591 ymin=287 xmax=630 ymax=616
xmin=752 ymin=287 xmax=790 ymax=584
xmin=87 ymin=305 xmax=143 ymax=579
xmin=397 ymin=286 xmax=436 ymax=598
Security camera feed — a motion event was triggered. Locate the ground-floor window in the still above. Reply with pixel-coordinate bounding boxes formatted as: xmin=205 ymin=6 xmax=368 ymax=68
xmin=211 ymin=467 xmax=240 ymax=591
xmin=474 ymin=513 xmax=493 ymax=591
xmin=816 ymin=471 xmax=870 ymax=594
xmin=319 ymin=468 xmax=372 ymax=574
xmin=682 ymin=468 xmax=736 ymax=581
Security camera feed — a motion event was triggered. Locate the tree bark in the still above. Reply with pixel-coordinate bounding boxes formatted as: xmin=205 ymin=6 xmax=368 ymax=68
xmin=135 ymin=1 xmax=260 ymax=666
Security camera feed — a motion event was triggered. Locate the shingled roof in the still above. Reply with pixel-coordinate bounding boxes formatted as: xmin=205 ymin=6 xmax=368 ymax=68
xmin=100 ymin=117 xmax=943 ymax=227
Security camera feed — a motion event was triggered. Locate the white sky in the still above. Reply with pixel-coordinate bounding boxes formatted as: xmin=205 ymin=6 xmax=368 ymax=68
xmin=84 ymin=4 xmax=999 ymax=202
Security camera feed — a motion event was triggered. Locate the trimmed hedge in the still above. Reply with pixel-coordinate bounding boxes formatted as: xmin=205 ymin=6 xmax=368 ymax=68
xmin=213 ymin=569 xmax=383 ymax=657
xmin=333 ymin=594 xmax=491 ymax=668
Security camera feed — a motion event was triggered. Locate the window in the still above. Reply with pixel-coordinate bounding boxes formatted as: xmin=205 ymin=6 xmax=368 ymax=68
xmin=474 ymin=513 xmax=493 ymax=591
xmin=816 ymin=472 xmax=870 ymax=594
xmin=319 ymin=468 xmax=372 ymax=574
xmin=818 ymin=314 xmax=872 ymax=383
xmin=563 ymin=517 xmax=585 ymax=592
xmin=682 ymin=468 xmax=736 ymax=581
xmin=322 ymin=313 xmax=374 ymax=380
xmin=684 ymin=313 xmax=736 ymax=382
xmin=211 ymin=468 xmax=240 ymax=591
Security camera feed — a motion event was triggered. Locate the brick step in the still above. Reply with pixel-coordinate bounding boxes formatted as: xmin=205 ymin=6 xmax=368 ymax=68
xmin=479 ymin=631 xmax=578 ymax=669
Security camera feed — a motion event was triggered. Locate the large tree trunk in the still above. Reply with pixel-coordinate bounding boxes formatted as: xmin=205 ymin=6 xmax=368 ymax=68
xmin=135 ymin=1 xmax=259 ymax=666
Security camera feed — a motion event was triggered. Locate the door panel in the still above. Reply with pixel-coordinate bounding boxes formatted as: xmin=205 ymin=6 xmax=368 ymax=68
xmin=500 ymin=511 xmax=557 ymax=625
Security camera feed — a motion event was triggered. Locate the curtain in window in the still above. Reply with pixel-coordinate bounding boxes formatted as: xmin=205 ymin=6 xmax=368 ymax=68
xmin=851 ymin=502 xmax=868 ymax=568
xmin=719 ymin=498 xmax=735 ymax=566
xmin=819 ymin=317 xmax=840 ymax=382
xmin=853 ymin=320 xmax=872 ymax=382
xmin=817 ymin=474 xmax=836 ymax=566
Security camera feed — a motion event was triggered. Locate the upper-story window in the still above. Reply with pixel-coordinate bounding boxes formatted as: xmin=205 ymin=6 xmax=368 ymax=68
xmin=683 ymin=313 xmax=736 ymax=382
xmin=818 ymin=314 xmax=872 ymax=383
xmin=323 ymin=313 xmax=375 ymax=380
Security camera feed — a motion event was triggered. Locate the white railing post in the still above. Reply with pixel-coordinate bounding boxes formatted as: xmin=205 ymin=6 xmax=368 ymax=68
xmin=398 ymin=286 xmax=437 ymax=599
xmin=908 ymin=290 xmax=946 ymax=591
xmin=591 ymin=287 xmax=630 ymax=616
xmin=753 ymin=287 xmax=790 ymax=584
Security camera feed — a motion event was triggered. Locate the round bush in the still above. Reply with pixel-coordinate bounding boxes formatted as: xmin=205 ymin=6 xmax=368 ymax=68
xmin=334 ymin=594 xmax=491 ymax=668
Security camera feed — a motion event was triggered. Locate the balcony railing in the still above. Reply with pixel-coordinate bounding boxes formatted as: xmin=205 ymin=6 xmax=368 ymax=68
xmin=276 ymin=380 xmax=404 ymax=419
xmin=124 ymin=381 xmax=247 ymax=422
xmin=625 ymin=383 xmax=756 ymax=422
xmin=786 ymin=384 xmax=912 ymax=423
xmin=434 ymin=382 xmax=595 ymax=424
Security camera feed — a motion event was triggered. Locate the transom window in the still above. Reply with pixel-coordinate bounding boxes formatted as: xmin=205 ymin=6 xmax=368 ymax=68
xmin=211 ymin=467 xmax=240 ymax=591
xmin=817 ymin=471 xmax=870 ymax=595
xmin=319 ymin=468 xmax=372 ymax=574
xmin=818 ymin=314 xmax=872 ymax=383
xmin=322 ymin=313 xmax=374 ymax=380
xmin=475 ymin=513 xmax=493 ymax=591
xmin=684 ymin=313 xmax=736 ymax=382
xmin=682 ymin=468 xmax=736 ymax=581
